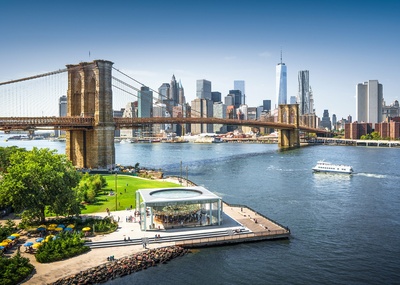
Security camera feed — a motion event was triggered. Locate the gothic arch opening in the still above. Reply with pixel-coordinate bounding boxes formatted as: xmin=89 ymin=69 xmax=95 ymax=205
xmin=84 ymin=76 xmax=96 ymax=117
xmin=72 ymin=78 xmax=82 ymax=116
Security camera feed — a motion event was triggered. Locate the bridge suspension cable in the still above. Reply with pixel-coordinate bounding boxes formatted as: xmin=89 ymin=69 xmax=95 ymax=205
xmin=112 ymin=66 xmax=203 ymax=117
xmin=0 ymin=69 xmax=67 ymax=86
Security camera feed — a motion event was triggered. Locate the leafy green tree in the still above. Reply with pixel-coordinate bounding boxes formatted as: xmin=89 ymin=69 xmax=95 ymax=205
xmin=75 ymin=173 xmax=107 ymax=204
xmin=0 ymin=146 xmax=26 ymax=173
xmin=0 ymin=147 xmax=81 ymax=223
xmin=371 ymin=131 xmax=381 ymax=140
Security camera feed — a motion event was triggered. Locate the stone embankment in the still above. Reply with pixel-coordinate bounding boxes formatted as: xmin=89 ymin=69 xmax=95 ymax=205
xmin=49 ymin=246 xmax=189 ymax=285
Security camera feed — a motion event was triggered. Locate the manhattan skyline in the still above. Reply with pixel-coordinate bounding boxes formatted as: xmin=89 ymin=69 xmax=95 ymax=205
xmin=0 ymin=0 xmax=399 ymax=120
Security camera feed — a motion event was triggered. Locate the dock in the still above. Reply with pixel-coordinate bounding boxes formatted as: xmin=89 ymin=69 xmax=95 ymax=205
xmin=175 ymin=202 xmax=290 ymax=248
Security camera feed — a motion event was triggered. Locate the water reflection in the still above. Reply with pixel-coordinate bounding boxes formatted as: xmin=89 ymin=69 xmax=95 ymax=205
xmin=312 ymin=172 xmax=352 ymax=191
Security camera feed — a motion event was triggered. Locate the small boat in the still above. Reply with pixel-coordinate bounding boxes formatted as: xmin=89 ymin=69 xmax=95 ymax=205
xmin=312 ymin=161 xmax=353 ymax=174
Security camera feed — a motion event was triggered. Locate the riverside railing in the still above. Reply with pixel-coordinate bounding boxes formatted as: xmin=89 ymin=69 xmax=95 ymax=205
xmin=223 ymin=202 xmax=290 ymax=232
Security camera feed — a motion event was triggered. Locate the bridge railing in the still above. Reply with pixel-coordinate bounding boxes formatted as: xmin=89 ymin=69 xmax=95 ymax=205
xmin=0 ymin=116 xmax=324 ymax=133
xmin=0 ymin=117 xmax=94 ymax=130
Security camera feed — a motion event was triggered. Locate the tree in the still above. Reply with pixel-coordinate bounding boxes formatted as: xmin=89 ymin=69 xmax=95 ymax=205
xmin=0 ymin=147 xmax=81 ymax=223
xmin=0 ymin=146 xmax=26 ymax=173
xmin=75 ymin=173 xmax=107 ymax=204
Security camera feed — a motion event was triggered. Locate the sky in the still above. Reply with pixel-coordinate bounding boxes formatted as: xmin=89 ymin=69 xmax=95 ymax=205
xmin=0 ymin=0 xmax=399 ymax=120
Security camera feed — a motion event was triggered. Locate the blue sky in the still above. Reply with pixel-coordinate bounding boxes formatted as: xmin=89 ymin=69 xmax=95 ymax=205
xmin=1 ymin=0 xmax=399 ymax=120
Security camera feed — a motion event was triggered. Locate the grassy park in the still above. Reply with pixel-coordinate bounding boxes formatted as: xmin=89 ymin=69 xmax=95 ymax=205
xmin=80 ymin=175 xmax=180 ymax=214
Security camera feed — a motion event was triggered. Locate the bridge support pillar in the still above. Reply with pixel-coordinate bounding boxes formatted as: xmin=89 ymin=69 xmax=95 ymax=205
xmin=66 ymin=60 xmax=115 ymax=169
xmin=278 ymin=104 xmax=300 ymax=149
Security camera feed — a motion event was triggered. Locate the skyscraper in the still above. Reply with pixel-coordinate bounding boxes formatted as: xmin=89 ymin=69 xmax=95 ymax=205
xmin=229 ymin=90 xmax=242 ymax=108
xmin=263 ymin=100 xmax=271 ymax=112
xmin=55 ymin=95 xmax=67 ymax=137
xmin=234 ymin=80 xmax=245 ymax=105
xmin=170 ymin=75 xmax=179 ymax=103
xmin=196 ymin=79 xmax=212 ymax=100
xmin=357 ymin=80 xmax=383 ymax=125
xmin=298 ymin=70 xmax=311 ymax=115
xmin=138 ymin=86 xmax=153 ymax=118
xmin=211 ymin=92 xmax=221 ymax=103
xmin=276 ymin=52 xmax=287 ymax=107
xmin=158 ymin=83 xmax=170 ymax=102
xmin=320 ymin=109 xmax=332 ymax=130
xmin=178 ymin=80 xmax=185 ymax=105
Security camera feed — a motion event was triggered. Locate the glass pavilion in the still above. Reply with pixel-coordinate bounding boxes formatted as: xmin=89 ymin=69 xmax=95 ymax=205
xmin=135 ymin=186 xmax=223 ymax=231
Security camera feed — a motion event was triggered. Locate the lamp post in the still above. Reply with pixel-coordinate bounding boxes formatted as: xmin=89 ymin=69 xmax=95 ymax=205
xmin=186 ymin=166 xmax=188 ymax=186
xmin=180 ymin=161 xmax=182 ymax=185
xmin=115 ymin=172 xmax=118 ymax=211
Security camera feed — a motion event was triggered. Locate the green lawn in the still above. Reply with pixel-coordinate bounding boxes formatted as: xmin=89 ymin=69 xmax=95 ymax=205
xmin=80 ymin=175 xmax=180 ymax=214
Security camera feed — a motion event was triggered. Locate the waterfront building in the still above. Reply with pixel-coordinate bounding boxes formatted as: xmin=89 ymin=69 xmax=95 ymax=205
xmin=356 ymin=80 xmax=383 ymax=126
xmin=191 ymin=98 xmax=213 ymax=134
xmin=345 ymin=122 xmax=373 ymax=139
xmin=172 ymin=105 xmax=186 ymax=136
xmin=55 ymin=95 xmax=67 ymax=137
xmin=113 ymin=108 xmax=124 ymax=138
xmin=234 ymin=80 xmax=245 ymax=105
xmin=138 ymin=86 xmax=153 ymax=136
xmin=152 ymin=102 xmax=168 ymax=135
xmin=196 ymin=79 xmax=212 ymax=100
xmin=276 ymin=53 xmax=287 ymax=107
xmin=375 ymin=120 xmax=400 ymax=139
xmin=226 ymin=105 xmax=236 ymax=132
xmin=120 ymin=102 xmax=137 ymax=138
xmin=213 ymin=102 xmax=227 ymax=133
xmin=211 ymin=91 xmax=222 ymax=103
xmin=247 ymin=106 xmax=257 ymax=120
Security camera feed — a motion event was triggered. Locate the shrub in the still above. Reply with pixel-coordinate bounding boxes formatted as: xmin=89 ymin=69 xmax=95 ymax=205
xmin=0 ymin=253 xmax=34 ymax=285
xmin=35 ymin=232 xmax=90 ymax=263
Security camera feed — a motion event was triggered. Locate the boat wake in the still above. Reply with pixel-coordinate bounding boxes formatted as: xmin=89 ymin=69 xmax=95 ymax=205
xmin=353 ymin=172 xmax=387 ymax=179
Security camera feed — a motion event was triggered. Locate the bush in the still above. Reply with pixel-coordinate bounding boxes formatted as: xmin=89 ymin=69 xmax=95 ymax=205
xmin=84 ymin=216 xmax=118 ymax=234
xmin=0 ymin=253 xmax=34 ymax=285
xmin=35 ymin=232 xmax=90 ymax=263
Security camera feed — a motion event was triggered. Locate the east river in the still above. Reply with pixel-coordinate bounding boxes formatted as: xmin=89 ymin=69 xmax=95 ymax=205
xmin=1 ymin=137 xmax=400 ymax=285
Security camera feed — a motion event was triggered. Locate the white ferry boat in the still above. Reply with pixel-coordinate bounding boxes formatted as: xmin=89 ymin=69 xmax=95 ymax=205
xmin=312 ymin=161 xmax=354 ymax=174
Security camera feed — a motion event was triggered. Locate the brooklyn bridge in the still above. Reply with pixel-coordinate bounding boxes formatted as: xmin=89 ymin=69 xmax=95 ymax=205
xmin=0 ymin=60 xmax=324 ymax=169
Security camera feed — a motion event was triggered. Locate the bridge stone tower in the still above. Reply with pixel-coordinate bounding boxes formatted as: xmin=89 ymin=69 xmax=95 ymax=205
xmin=65 ymin=60 xmax=115 ymax=169
xmin=278 ymin=104 xmax=300 ymax=149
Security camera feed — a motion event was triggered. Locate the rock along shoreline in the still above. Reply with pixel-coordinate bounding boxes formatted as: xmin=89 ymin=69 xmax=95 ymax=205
xmin=49 ymin=246 xmax=189 ymax=285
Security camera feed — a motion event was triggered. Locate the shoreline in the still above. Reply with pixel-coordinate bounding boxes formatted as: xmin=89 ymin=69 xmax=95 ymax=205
xmin=3 ymin=177 xmax=187 ymax=285
xmin=3 ymin=176 xmax=289 ymax=284
xmin=48 ymin=246 xmax=189 ymax=285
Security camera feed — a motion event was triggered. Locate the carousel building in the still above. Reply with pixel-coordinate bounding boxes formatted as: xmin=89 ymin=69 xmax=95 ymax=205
xmin=135 ymin=186 xmax=223 ymax=231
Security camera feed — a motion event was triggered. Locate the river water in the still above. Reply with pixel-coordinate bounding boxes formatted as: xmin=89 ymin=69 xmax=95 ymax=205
xmin=1 ymin=137 xmax=400 ymax=285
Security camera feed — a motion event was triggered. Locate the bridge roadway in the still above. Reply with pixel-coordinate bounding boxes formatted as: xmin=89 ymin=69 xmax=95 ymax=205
xmin=0 ymin=116 xmax=322 ymax=133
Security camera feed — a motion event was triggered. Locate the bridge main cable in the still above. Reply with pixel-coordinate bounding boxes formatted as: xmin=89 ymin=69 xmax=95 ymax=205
xmin=0 ymin=68 xmax=67 ymax=86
